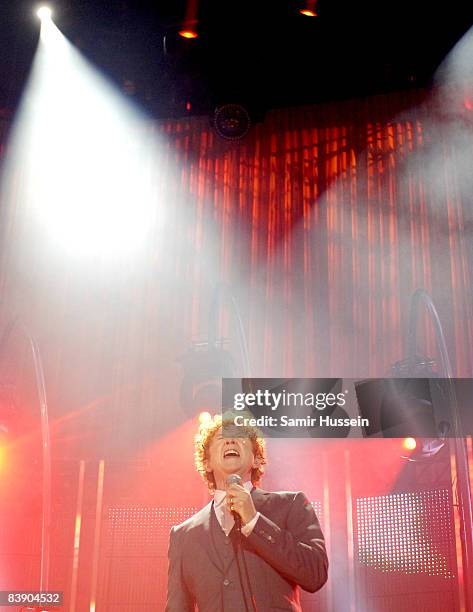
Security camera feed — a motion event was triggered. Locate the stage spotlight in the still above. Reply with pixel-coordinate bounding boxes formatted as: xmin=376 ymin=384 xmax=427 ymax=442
xmin=198 ymin=411 xmax=212 ymax=425
xmin=300 ymin=9 xmax=317 ymax=16
xmin=403 ymin=437 xmax=417 ymax=451
xmin=37 ymin=6 xmax=52 ymax=20
xmin=299 ymin=0 xmax=318 ymax=17
xmin=178 ymin=29 xmax=198 ymax=39
xmin=402 ymin=437 xmax=447 ymax=461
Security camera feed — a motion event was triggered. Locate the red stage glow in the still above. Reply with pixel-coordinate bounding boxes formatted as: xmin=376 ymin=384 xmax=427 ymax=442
xmin=122 ymin=419 xmax=204 ymax=506
xmin=464 ymin=98 xmax=473 ymax=111
xmin=403 ymin=437 xmax=417 ymax=451
xmin=178 ymin=30 xmax=198 ymax=39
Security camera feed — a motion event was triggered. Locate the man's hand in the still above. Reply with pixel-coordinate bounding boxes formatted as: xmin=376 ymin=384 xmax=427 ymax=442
xmin=226 ymin=483 xmax=257 ymax=525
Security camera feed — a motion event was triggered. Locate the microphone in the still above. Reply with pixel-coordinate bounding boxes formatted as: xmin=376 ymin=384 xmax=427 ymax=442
xmin=226 ymin=474 xmax=242 ymax=529
xmin=226 ymin=473 xmax=242 ymax=486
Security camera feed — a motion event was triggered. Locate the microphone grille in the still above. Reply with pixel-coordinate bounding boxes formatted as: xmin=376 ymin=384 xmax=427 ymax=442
xmin=226 ymin=474 xmax=242 ymax=486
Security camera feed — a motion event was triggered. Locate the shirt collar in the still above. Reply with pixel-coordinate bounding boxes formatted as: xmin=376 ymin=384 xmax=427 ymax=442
xmin=214 ymin=480 xmax=253 ymax=506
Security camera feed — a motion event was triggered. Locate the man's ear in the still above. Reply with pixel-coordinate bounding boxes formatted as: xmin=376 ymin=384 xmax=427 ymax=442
xmin=252 ymin=457 xmax=261 ymax=469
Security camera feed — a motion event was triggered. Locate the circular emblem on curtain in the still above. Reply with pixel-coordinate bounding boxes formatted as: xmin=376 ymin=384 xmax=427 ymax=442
xmin=212 ymin=103 xmax=251 ymax=141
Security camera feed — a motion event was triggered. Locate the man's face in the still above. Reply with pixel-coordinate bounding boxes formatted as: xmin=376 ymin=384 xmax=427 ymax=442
xmin=205 ymin=427 xmax=258 ymax=488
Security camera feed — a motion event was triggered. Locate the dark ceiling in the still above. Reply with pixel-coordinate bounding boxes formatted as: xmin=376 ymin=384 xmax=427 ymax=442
xmin=1 ymin=0 xmax=473 ymax=119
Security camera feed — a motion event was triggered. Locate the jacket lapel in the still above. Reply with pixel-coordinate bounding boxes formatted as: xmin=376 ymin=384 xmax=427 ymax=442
xmin=195 ymin=501 xmax=225 ymax=574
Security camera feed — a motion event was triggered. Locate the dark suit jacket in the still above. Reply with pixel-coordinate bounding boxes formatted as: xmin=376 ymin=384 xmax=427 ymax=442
xmin=165 ymin=488 xmax=328 ymax=611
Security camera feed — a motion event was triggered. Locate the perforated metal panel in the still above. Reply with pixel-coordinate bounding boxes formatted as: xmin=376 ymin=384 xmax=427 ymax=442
xmin=99 ymin=506 xmax=199 ymax=608
xmin=106 ymin=506 xmax=199 ymax=554
xmin=356 ymin=489 xmax=456 ymax=578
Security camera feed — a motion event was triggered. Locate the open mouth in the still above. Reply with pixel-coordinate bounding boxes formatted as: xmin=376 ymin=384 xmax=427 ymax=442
xmin=223 ymin=449 xmax=240 ymax=459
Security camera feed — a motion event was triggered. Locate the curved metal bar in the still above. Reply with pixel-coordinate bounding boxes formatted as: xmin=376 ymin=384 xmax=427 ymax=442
xmin=26 ymin=330 xmax=51 ymax=591
xmin=0 ymin=319 xmax=51 ymax=591
xmin=407 ymin=289 xmax=473 ymax=608
xmin=407 ymin=288 xmax=453 ymax=378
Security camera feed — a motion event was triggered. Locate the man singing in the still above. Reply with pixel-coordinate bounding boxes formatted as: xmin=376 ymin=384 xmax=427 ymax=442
xmin=165 ymin=414 xmax=328 ymax=611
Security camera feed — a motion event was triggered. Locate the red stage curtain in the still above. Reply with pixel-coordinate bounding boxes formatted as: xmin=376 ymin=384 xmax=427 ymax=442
xmin=157 ymin=89 xmax=473 ymax=379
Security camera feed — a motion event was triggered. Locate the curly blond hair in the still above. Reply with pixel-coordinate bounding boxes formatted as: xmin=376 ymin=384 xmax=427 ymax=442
xmin=194 ymin=413 xmax=267 ymax=492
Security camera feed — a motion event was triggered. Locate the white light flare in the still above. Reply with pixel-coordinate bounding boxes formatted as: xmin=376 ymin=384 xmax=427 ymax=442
xmin=37 ymin=6 xmax=53 ymax=21
xmin=3 ymin=17 xmax=164 ymax=261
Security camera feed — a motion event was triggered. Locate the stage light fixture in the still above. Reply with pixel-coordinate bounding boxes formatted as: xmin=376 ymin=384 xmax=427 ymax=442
xmin=403 ymin=437 xmax=417 ymax=451
xmin=37 ymin=6 xmax=52 ymax=20
xmin=402 ymin=437 xmax=447 ymax=461
xmin=355 ymin=378 xmax=439 ymax=438
xmin=198 ymin=411 xmax=212 ymax=425
xmin=300 ymin=9 xmax=317 ymax=17
xmin=178 ymin=29 xmax=198 ymax=39
xmin=299 ymin=0 xmax=318 ymax=17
